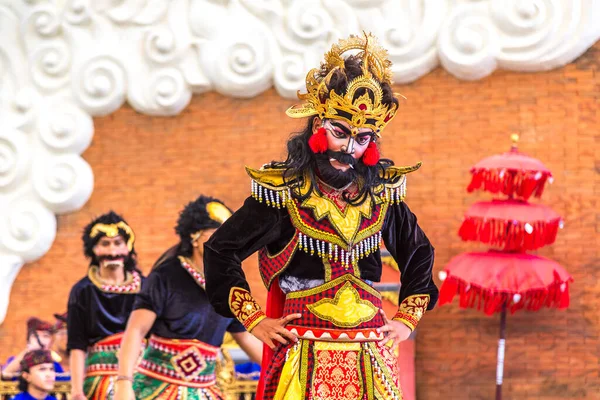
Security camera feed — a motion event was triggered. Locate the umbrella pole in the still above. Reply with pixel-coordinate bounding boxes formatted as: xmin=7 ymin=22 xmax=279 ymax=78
xmin=495 ymin=303 xmax=507 ymax=400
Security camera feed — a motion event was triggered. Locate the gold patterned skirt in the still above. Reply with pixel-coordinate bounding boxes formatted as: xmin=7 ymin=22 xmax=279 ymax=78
xmin=263 ymin=275 xmax=403 ymax=400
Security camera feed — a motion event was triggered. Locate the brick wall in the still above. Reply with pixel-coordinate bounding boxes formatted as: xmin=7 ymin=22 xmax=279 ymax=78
xmin=1 ymin=43 xmax=598 ymax=399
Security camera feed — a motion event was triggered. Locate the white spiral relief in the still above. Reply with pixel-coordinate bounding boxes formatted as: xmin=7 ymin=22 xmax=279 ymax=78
xmin=273 ymin=0 xmax=359 ymax=55
xmin=62 ymin=0 xmax=92 ymax=26
xmin=379 ymin=1 xmax=446 ymax=84
xmin=343 ymin=0 xmax=387 ymax=8
xmin=0 ymin=201 xmax=56 ymax=263
xmin=72 ymin=55 xmax=127 ymax=116
xmin=145 ymin=68 xmax=192 ymax=116
xmin=24 ymin=5 xmax=62 ymax=38
xmin=201 ymin=18 xmax=275 ymax=98
xmin=32 ymin=155 xmax=94 ymax=214
xmin=103 ymin=0 xmax=169 ymax=26
xmin=271 ymin=0 xmax=341 ymax=97
xmin=0 ymin=131 xmax=30 ymax=191
xmin=438 ymin=4 xmax=501 ymax=80
xmin=492 ymin=0 xmax=558 ymax=67
xmin=274 ymin=54 xmax=309 ymax=98
xmin=29 ymin=41 xmax=72 ymax=92
xmin=38 ymin=103 xmax=93 ymax=154
xmin=144 ymin=27 xmax=178 ymax=64
xmin=490 ymin=0 xmax=593 ymax=70
xmin=283 ymin=1 xmax=333 ymax=45
xmin=12 ymin=87 xmax=37 ymax=116
xmin=0 ymin=255 xmax=25 ymax=324
xmin=0 ymin=200 xmax=54 ymax=322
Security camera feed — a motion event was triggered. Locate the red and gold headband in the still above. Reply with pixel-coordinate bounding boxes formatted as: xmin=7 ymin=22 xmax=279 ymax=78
xmin=89 ymin=221 xmax=135 ymax=252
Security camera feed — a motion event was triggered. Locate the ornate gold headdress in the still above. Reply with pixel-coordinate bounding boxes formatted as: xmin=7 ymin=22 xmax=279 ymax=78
xmin=89 ymin=221 xmax=135 ymax=252
xmin=286 ymin=33 xmax=397 ymax=137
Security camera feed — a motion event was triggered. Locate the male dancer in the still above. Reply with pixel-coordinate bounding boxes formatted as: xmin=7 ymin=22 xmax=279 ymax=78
xmin=67 ymin=211 xmax=143 ymax=400
xmin=205 ymin=34 xmax=438 ymax=399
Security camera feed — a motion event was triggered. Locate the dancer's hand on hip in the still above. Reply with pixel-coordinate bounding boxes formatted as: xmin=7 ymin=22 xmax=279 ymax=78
xmin=377 ymin=309 xmax=411 ymax=347
xmin=250 ymin=313 xmax=302 ymax=350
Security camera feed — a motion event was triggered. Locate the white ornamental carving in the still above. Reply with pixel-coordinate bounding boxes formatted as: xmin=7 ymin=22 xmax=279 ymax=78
xmin=0 ymin=0 xmax=597 ymax=324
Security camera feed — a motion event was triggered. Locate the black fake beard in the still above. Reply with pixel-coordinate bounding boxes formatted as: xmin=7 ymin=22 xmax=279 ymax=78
xmin=326 ymin=150 xmax=357 ymax=167
xmin=314 ymin=153 xmax=359 ymax=189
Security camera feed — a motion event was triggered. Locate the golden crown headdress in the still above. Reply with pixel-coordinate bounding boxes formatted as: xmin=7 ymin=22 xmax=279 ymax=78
xmin=285 ymin=33 xmax=397 ymax=137
xmin=90 ymin=221 xmax=135 ymax=252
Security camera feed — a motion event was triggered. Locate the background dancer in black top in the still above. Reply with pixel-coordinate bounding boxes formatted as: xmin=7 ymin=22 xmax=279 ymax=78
xmin=115 ymin=195 xmax=262 ymax=400
xmin=67 ymin=211 xmax=144 ymax=400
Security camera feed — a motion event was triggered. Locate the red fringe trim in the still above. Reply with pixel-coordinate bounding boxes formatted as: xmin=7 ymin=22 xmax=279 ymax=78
xmin=467 ymin=168 xmax=551 ymax=200
xmin=458 ymin=216 xmax=561 ymax=251
xmin=439 ymin=277 xmax=570 ymax=316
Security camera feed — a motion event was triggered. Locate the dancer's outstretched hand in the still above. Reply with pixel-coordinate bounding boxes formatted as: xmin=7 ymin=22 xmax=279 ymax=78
xmin=377 ymin=309 xmax=411 ymax=347
xmin=250 ymin=314 xmax=302 ymax=350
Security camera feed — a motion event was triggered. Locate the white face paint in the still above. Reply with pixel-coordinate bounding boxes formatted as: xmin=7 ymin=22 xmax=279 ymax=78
xmin=314 ymin=118 xmax=374 ymax=171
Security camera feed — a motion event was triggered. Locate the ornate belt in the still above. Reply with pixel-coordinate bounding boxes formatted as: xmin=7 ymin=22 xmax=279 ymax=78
xmin=136 ymin=335 xmax=219 ymax=388
xmin=85 ymin=332 xmax=123 ymax=376
xmin=284 ymin=274 xmax=385 ymax=342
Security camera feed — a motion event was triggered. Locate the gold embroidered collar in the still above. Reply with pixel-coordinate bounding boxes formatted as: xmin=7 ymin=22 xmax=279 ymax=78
xmin=88 ymin=266 xmax=141 ymax=294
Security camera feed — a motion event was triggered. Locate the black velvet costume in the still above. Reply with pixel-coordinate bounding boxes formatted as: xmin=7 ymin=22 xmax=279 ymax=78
xmin=203 ymin=166 xmax=439 ymax=400
xmin=67 ymin=275 xmax=143 ymax=351
xmin=133 ymin=248 xmax=245 ymax=345
xmin=205 ymin=196 xmax=438 ymax=318
xmin=67 ymin=211 xmax=142 ymax=400
xmin=131 ymin=195 xmax=241 ymax=400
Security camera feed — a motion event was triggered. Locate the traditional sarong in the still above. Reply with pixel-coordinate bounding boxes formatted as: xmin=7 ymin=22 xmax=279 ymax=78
xmin=83 ymin=332 xmax=122 ymax=400
xmin=133 ymin=335 xmax=223 ymax=400
xmin=263 ymin=274 xmax=403 ymax=400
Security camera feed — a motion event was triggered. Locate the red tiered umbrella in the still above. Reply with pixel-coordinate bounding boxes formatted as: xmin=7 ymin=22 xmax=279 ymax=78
xmin=439 ymin=135 xmax=571 ymax=400
xmin=459 ymin=199 xmax=563 ymax=251
xmin=439 ymin=252 xmax=572 ymax=315
xmin=467 ymin=136 xmax=553 ymax=201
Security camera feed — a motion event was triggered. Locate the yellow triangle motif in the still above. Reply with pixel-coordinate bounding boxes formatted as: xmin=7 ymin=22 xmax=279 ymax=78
xmin=307 ymin=282 xmax=377 ymax=328
xmin=301 ymin=193 xmax=376 ymax=245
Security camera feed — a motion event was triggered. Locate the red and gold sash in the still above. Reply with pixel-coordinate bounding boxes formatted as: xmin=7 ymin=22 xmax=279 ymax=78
xmin=137 ymin=335 xmax=220 ymax=389
xmin=284 ymin=274 xmax=385 ymax=342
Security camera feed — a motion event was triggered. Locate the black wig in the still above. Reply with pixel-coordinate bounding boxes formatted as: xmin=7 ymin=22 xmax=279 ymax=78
xmin=175 ymin=195 xmax=231 ymax=257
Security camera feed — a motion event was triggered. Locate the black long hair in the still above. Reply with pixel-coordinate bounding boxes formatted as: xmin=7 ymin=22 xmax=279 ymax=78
xmin=175 ymin=195 xmax=231 ymax=257
xmin=151 ymin=196 xmax=230 ymax=270
xmin=268 ymin=55 xmax=399 ymax=205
